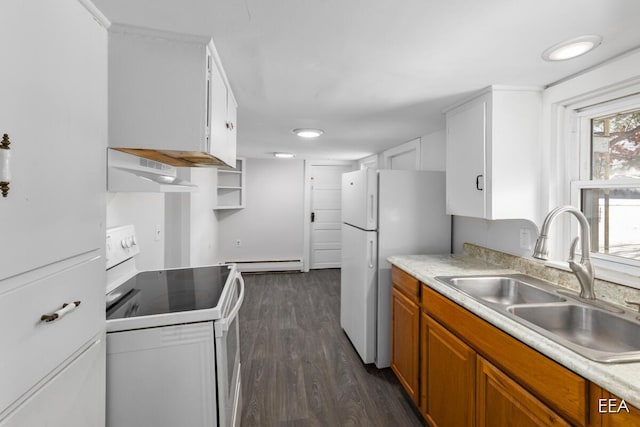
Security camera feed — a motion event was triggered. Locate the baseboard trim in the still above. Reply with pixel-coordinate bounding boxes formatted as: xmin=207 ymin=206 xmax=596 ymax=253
xmin=227 ymin=259 xmax=304 ymax=273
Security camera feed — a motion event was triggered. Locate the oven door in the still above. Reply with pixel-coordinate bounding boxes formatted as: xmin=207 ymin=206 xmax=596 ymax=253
xmin=214 ymin=270 xmax=244 ymax=427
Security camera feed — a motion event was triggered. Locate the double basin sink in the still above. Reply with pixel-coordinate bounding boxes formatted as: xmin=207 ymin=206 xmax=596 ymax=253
xmin=435 ymin=274 xmax=640 ymax=363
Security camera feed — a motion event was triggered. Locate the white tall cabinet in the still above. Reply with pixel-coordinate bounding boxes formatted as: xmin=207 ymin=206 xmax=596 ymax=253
xmin=0 ymin=0 xmax=107 ymax=425
xmin=445 ymin=86 xmax=542 ymax=222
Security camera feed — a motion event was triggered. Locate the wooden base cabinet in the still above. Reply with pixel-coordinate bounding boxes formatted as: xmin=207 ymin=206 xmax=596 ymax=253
xmin=423 ymin=315 xmax=475 ymax=427
xmin=477 ymin=356 xmax=570 ymax=427
xmin=390 ymin=286 xmax=420 ymax=404
xmin=591 ymin=386 xmax=640 ymax=427
xmin=390 ymin=266 xmax=640 ymax=427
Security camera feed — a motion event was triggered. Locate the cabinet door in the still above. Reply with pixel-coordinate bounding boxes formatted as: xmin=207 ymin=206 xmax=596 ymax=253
xmin=425 ymin=316 xmax=475 ymax=427
xmin=109 ymin=30 xmax=207 ymax=153
xmin=477 ymin=356 xmax=570 ymax=427
xmin=390 ymin=286 xmax=420 ymax=403
xmin=419 ymin=310 xmax=428 ymax=415
xmin=0 ymin=337 xmax=105 ymax=427
xmin=0 ymin=0 xmax=106 ymax=280
xmin=210 ymin=63 xmax=235 ymax=166
xmin=599 ymin=391 xmax=640 ymax=427
xmin=226 ymin=96 xmax=238 ymax=165
xmin=445 ymin=96 xmax=487 ymax=218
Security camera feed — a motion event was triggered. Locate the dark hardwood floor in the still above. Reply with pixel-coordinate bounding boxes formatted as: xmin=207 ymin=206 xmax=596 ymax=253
xmin=238 ymin=269 xmax=427 ymax=427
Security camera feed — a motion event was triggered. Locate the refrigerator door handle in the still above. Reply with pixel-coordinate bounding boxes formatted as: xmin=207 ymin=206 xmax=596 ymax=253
xmin=368 ymin=239 xmax=374 ymax=268
xmin=369 ymin=194 xmax=375 ymax=223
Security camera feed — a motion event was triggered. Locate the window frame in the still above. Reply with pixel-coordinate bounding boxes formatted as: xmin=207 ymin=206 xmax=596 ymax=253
xmin=569 ymin=94 xmax=640 ymax=277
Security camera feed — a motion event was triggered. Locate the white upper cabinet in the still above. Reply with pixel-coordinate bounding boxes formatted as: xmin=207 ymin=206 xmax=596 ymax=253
xmin=108 ymin=25 xmax=237 ymax=167
xmin=0 ymin=0 xmax=107 ymax=281
xmin=445 ymin=86 xmax=542 ymax=222
xmin=209 ymin=52 xmax=238 ymax=167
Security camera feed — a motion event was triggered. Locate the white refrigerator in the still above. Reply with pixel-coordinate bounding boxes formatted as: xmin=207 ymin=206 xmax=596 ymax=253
xmin=340 ymin=169 xmax=451 ymax=368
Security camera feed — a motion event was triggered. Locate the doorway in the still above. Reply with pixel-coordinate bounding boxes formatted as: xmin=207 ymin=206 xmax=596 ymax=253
xmin=304 ymin=161 xmax=354 ymax=270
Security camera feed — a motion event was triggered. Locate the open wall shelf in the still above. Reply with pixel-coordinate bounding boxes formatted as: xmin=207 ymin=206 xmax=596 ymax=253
xmin=214 ymin=157 xmax=245 ymax=209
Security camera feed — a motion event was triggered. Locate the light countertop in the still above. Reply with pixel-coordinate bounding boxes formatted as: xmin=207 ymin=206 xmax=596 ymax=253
xmin=388 ymin=253 xmax=640 ymax=408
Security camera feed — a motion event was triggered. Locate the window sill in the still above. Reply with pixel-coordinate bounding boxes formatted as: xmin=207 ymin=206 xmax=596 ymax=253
xmin=544 ymin=260 xmax=640 ymax=290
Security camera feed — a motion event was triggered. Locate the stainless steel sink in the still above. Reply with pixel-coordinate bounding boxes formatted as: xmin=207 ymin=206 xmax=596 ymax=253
xmin=508 ymin=304 xmax=640 ymax=363
xmin=436 ymin=275 xmax=565 ymax=307
xmin=434 ymin=274 xmax=640 ymax=363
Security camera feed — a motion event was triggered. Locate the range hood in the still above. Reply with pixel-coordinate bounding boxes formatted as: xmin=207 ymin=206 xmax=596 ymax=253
xmin=107 ymin=149 xmax=198 ymax=193
xmin=111 ymin=148 xmax=228 ymax=167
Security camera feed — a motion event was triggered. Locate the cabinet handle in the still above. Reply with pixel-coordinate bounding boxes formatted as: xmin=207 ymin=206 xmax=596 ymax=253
xmin=476 ymin=174 xmax=484 ymax=191
xmin=41 ymin=301 xmax=81 ymax=323
xmin=226 ymin=121 xmax=235 ymax=131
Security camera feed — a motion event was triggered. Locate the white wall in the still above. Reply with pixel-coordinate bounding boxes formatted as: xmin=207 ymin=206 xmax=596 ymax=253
xmin=452 ymin=217 xmax=538 ymax=257
xmin=370 ymin=130 xmax=446 ymax=172
xmin=164 ymin=168 xmax=219 ymax=268
xmin=108 ymin=169 xmax=219 ymax=271
xmin=187 ymin=168 xmax=219 ymax=266
xmin=217 ymin=158 xmax=305 ymax=262
xmin=420 ymin=129 xmax=446 ymax=171
xmin=107 ymin=192 xmax=165 ymax=270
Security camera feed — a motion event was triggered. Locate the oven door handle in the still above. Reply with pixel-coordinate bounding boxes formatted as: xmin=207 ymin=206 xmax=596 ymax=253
xmin=214 ymin=272 xmax=245 ymax=338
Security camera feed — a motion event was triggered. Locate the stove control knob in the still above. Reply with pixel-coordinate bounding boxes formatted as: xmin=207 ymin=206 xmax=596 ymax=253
xmin=121 ymin=239 xmax=127 ymax=248
xmin=131 ymin=236 xmax=137 ymax=246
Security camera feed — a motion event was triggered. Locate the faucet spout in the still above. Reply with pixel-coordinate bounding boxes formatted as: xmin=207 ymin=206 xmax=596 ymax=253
xmin=532 ymin=206 xmax=596 ymax=299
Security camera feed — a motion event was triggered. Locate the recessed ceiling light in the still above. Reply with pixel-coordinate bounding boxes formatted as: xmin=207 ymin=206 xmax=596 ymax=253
xmin=542 ymin=35 xmax=602 ymax=61
xmin=292 ymin=128 xmax=324 ymax=138
xmin=274 ymin=152 xmax=295 ymax=158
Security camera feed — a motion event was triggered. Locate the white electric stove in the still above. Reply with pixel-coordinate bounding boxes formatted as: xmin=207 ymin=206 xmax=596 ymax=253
xmin=105 ymin=225 xmax=243 ymax=427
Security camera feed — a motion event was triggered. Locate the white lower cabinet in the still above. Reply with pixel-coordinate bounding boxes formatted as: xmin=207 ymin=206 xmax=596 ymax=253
xmin=0 ymin=337 xmax=105 ymax=427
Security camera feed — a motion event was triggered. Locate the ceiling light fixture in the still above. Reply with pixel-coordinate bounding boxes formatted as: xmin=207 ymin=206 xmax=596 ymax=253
xmin=274 ymin=152 xmax=295 ymax=158
xmin=542 ymin=35 xmax=602 ymax=62
xmin=292 ymin=128 xmax=324 ymax=138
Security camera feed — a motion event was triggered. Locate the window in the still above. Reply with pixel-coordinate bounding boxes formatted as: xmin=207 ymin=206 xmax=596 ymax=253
xmin=572 ymin=99 xmax=640 ymax=272
xmin=591 ymin=109 xmax=640 ymax=181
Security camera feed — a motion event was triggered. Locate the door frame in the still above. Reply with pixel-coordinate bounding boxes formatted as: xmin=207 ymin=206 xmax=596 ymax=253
xmin=303 ymin=160 xmax=356 ymax=272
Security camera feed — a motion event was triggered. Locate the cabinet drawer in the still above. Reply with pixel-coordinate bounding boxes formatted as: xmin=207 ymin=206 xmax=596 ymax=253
xmin=0 ymin=337 xmax=105 ymax=426
xmin=0 ymin=256 xmax=104 ymax=412
xmin=423 ymin=285 xmax=588 ymax=426
xmin=391 ymin=266 xmax=419 ymax=302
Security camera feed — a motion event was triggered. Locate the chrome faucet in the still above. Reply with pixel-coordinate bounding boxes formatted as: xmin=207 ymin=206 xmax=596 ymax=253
xmin=532 ymin=206 xmax=596 ymax=299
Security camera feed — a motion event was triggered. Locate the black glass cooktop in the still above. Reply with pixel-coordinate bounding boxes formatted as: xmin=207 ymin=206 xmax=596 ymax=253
xmin=106 ymin=265 xmax=230 ymax=320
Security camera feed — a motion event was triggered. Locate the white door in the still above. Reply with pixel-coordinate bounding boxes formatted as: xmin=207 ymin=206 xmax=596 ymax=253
xmin=309 ymin=164 xmax=353 ymax=269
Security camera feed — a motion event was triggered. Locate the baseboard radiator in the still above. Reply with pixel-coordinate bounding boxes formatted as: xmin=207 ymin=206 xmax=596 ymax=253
xmin=227 ymin=259 xmax=304 ymax=273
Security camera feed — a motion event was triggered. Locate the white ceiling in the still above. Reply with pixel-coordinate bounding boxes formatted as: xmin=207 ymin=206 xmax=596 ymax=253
xmin=93 ymin=0 xmax=640 ymax=160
